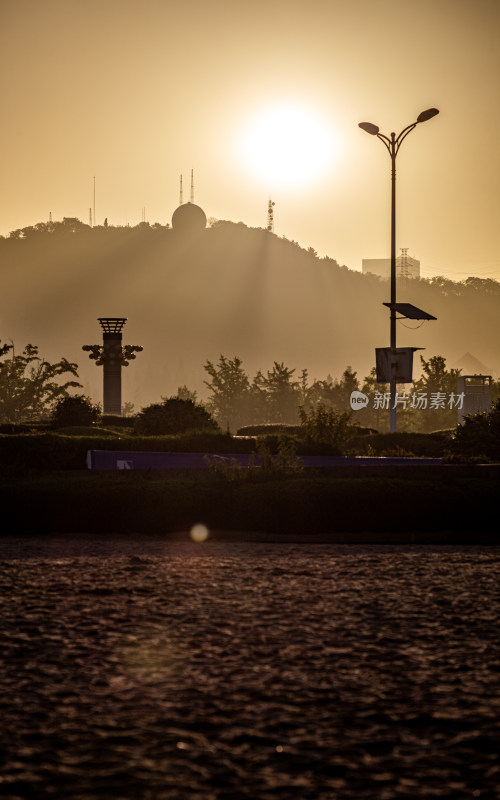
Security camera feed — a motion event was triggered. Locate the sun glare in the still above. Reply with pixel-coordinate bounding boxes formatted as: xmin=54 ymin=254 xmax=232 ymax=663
xmin=241 ymin=104 xmax=335 ymax=189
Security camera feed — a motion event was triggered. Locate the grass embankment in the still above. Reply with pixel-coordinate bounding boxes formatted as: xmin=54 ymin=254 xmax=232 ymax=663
xmin=1 ymin=428 xmax=498 ymax=540
xmin=0 ymin=469 xmax=498 ymax=541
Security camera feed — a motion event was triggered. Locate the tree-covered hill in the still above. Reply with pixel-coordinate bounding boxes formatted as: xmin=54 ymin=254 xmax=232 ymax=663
xmin=1 ymin=219 xmax=498 ymax=410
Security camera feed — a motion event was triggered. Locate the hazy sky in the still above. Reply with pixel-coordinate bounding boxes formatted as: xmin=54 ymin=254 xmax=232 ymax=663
xmin=1 ymin=0 xmax=499 ymax=280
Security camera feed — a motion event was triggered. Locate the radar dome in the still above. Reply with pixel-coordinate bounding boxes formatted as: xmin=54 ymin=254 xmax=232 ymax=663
xmin=171 ymin=202 xmax=207 ymax=234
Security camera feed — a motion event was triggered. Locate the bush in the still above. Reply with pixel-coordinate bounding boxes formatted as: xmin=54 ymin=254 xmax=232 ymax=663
xmin=0 ymin=422 xmax=52 ymax=434
xmin=205 ymin=435 xmax=303 ymax=483
xmin=350 ymin=431 xmax=452 ymax=457
xmin=52 ymin=394 xmax=101 ymax=428
xmin=298 ymin=404 xmax=357 ymax=455
xmin=0 ymin=430 xmax=255 ymax=471
xmin=452 ymin=398 xmax=500 ymax=459
xmin=101 ymin=415 xmax=136 ymax=429
xmin=134 ymin=397 xmax=219 ymax=436
xmin=236 ymin=423 xmax=301 ymax=436
xmin=54 ymin=426 xmax=119 ymax=437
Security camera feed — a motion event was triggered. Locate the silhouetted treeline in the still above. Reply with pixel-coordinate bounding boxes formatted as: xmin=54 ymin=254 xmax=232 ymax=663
xmin=1 ymin=218 xmax=498 ymax=416
xmin=199 ymin=353 xmax=500 ymax=433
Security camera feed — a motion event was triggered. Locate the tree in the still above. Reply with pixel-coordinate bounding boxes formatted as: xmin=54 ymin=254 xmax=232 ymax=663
xmin=204 ymin=355 xmax=252 ymax=432
xmin=359 ymin=367 xmax=389 ymax=431
xmin=252 ymin=362 xmax=301 ymax=424
xmin=134 ymin=397 xmax=219 ymax=435
xmin=51 ymin=394 xmax=101 ymax=428
xmin=452 ymin=397 xmax=500 ymax=460
xmin=307 ymin=367 xmax=359 ymax=413
xmin=176 ymin=385 xmax=198 ymax=403
xmin=298 ymin=404 xmax=357 ymax=455
xmin=8 ymin=218 xmax=89 ymax=239
xmin=412 ymin=355 xmax=462 ymax=432
xmin=0 ymin=341 xmax=12 ymax=358
xmin=122 ymin=401 xmax=136 ymax=416
xmin=335 ymin=367 xmax=359 ymax=410
xmin=0 ymin=344 xmax=81 ymax=423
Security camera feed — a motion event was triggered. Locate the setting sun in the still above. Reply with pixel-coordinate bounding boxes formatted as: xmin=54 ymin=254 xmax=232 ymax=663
xmin=240 ymin=104 xmax=335 ymax=189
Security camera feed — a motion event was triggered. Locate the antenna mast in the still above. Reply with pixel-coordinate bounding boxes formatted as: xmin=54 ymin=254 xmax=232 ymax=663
xmin=267 ymin=198 xmax=275 ymax=232
xmin=179 ymin=174 xmax=183 ymax=204
xmin=190 ymin=169 xmax=194 ymax=203
xmin=93 ymin=176 xmax=96 ymax=227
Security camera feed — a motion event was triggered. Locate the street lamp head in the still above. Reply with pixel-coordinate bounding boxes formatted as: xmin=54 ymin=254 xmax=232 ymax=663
xmin=359 ymin=122 xmax=379 ymax=135
xmin=417 ymin=107 xmax=439 ymax=123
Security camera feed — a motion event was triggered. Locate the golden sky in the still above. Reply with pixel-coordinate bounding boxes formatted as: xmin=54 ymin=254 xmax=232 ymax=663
xmin=1 ymin=0 xmax=499 ymax=280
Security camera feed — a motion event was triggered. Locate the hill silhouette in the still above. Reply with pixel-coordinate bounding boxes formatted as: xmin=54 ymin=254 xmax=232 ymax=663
xmin=1 ymin=219 xmax=498 ymax=410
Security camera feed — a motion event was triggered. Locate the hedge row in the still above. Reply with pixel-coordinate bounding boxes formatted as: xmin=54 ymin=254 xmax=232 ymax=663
xmin=0 ymin=471 xmax=497 ymax=537
xmin=0 ymin=417 xmax=136 ymax=435
xmin=350 ymin=430 xmax=453 ymax=458
xmin=0 ymin=431 xmax=257 ymax=471
xmin=0 ymin=428 xmax=455 ymax=471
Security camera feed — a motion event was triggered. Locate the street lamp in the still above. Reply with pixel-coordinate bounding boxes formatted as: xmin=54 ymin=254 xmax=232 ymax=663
xmin=359 ymin=108 xmax=439 ymax=432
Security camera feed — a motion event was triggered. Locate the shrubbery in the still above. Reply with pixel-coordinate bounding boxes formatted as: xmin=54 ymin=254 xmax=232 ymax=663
xmin=236 ymin=423 xmax=301 ymax=436
xmin=350 ymin=430 xmax=452 ymax=458
xmin=0 ymin=430 xmax=255 ymax=471
xmin=101 ymin=415 xmax=136 ymax=429
xmin=298 ymin=405 xmax=357 ymax=455
xmin=452 ymin=399 xmax=500 ymax=460
xmin=51 ymin=394 xmax=101 ymax=428
xmin=134 ymin=397 xmax=219 ymax=436
xmin=205 ymin=435 xmax=304 ymax=482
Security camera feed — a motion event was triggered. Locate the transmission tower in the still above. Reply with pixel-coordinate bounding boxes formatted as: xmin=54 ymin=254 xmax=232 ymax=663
xmin=190 ymin=169 xmax=194 ymax=203
xmin=267 ymin=198 xmax=275 ymax=232
xmin=399 ymin=247 xmax=410 ymax=281
xmin=179 ymin=174 xmax=183 ymax=204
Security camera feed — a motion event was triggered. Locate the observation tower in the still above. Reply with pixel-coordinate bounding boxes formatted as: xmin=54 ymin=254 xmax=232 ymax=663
xmin=83 ymin=318 xmax=143 ymax=416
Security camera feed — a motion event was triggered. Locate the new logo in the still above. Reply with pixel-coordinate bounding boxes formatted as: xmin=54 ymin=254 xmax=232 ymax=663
xmin=350 ymin=391 xmax=369 ymax=410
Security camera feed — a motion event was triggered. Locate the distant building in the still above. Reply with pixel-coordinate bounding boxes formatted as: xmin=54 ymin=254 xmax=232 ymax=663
xmin=457 ymin=375 xmax=493 ymax=424
xmin=362 ymin=248 xmax=420 ymax=280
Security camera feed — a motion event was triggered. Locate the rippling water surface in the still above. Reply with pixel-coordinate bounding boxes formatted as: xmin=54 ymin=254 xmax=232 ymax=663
xmin=1 ymin=535 xmax=499 ymax=799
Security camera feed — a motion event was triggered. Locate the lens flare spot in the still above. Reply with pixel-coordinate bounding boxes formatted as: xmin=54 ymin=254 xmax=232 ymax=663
xmin=190 ymin=524 xmax=209 ymax=543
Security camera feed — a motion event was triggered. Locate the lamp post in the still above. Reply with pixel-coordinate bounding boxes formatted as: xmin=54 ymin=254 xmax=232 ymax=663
xmin=359 ymin=108 xmax=439 ymax=432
